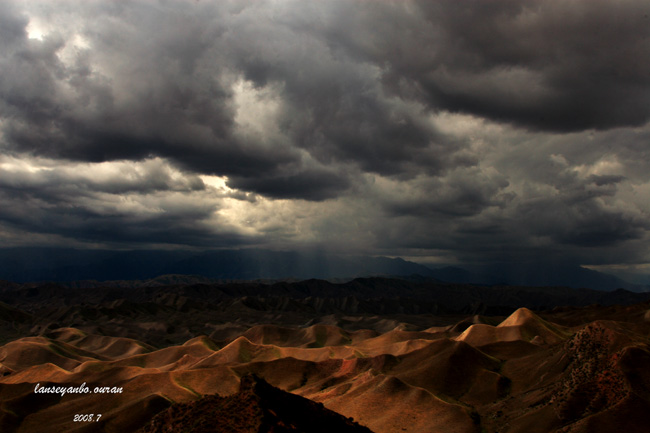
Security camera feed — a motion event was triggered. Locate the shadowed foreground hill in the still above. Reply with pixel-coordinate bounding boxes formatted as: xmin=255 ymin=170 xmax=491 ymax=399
xmin=139 ymin=374 xmax=374 ymax=433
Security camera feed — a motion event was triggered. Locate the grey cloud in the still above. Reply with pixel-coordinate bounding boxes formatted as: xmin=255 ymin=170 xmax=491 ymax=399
xmin=360 ymin=121 xmax=650 ymax=266
xmin=224 ymin=3 xmax=468 ymax=178
xmin=0 ymin=177 xmax=245 ymax=248
xmin=0 ymin=0 xmax=649 ymax=270
xmin=518 ymin=196 xmax=647 ymax=248
xmin=0 ymin=4 xmax=26 ymax=48
xmin=0 ymin=156 xmax=244 ymax=248
xmin=0 ymin=159 xmax=205 ymax=198
xmin=587 ymin=174 xmax=626 ymax=187
xmin=380 ymin=168 xmax=512 ymax=218
xmin=0 ymin=1 xmax=301 ymax=187
xmin=370 ymin=0 xmax=650 ymax=131
xmin=0 ymin=0 xmax=472 ymax=202
xmin=228 ymin=168 xmax=351 ymax=201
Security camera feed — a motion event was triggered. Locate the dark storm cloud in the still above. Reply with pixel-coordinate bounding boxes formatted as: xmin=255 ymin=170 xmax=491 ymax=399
xmin=0 ymin=203 xmax=252 ymax=248
xmin=517 ymin=193 xmax=647 ymax=248
xmin=0 ymin=1 xmax=309 ymax=194
xmin=0 ymin=0 xmax=649 ymax=269
xmin=0 ymin=158 xmax=205 ymax=197
xmin=0 ymin=188 xmax=224 ymax=247
xmin=3 ymin=0 xmax=649 ymax=178
xmin=364 ymin=0 xmax=650 ymax=131
xmin=0 ymin=186 xmax=254 ymax=249
xmin=0 ymin=0 xmax=477 ymax=201
xmin=0 ymin=4 xmax=26 ymax=50
xmin=228 ymin=168 xmax=351 ymax=201
xmin=0 ymin=158 xmax=248 ymax=247
xmin=588 ymin=175 xmax=627 ymax=187
xmin=380 ymin=168 xmax=512 ymax=218
xmin=224 ymin=14 xmax=459 ymax=177
xmin=356 ymin=117 xmax=650 ymax=267
xmin=459 ymin=143 xmax=649 ymax=258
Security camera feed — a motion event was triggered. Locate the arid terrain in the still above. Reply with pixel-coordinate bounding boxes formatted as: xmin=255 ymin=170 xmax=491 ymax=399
xmin=1 ymin=277 xmax=650 ymax=432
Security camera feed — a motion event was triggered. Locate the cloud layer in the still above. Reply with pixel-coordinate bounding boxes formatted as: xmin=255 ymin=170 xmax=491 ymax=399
xmin=1 ymin=0 xmax=649 ymax=269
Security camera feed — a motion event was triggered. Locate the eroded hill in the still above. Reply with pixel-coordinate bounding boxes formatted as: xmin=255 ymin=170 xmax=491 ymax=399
xmin=2 ymin=279 xmax=650 ymax=432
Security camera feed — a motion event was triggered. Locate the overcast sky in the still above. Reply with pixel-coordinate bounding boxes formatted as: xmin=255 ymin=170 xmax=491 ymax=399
xmin=1 ymin=0 xmax=649 ymax=272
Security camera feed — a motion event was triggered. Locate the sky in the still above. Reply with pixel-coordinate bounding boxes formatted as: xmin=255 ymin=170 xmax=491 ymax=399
xmin=0 ymin=0 xmax=649 ymax=275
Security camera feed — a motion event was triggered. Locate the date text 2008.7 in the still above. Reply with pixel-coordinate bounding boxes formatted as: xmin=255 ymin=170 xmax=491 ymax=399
xmin=73 ymin=414 xmax=102 ymax=422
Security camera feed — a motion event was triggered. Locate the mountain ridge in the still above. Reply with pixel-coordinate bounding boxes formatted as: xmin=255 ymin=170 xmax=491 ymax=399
xmin=0 ymin=247 xmax=643 ymax=292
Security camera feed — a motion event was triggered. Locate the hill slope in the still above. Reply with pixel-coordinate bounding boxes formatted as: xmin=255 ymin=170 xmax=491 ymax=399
xmin=139 ymin=374 xmax=374 ymax=433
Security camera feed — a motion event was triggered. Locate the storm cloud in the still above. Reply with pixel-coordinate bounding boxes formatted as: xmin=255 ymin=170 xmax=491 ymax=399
xmin=0 ymin=0 xmax=649 ymax=272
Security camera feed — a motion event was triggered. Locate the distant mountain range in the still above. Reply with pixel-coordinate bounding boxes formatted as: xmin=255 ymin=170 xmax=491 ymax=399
xmin=0 ymin=248 xmax=435 ymax=283
xmin=427 ymin=262 xmax=647 ymax=292
xmin=0 ymin=247 xmax=645 ymax=292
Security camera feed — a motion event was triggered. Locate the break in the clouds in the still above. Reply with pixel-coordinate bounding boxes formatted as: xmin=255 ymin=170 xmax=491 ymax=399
xmin=0 ymin=0 xmax=649 ymax=270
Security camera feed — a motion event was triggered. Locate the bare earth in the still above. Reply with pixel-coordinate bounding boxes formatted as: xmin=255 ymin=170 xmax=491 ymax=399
xmin=1 ymin=279 xmax=650 ymax=432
